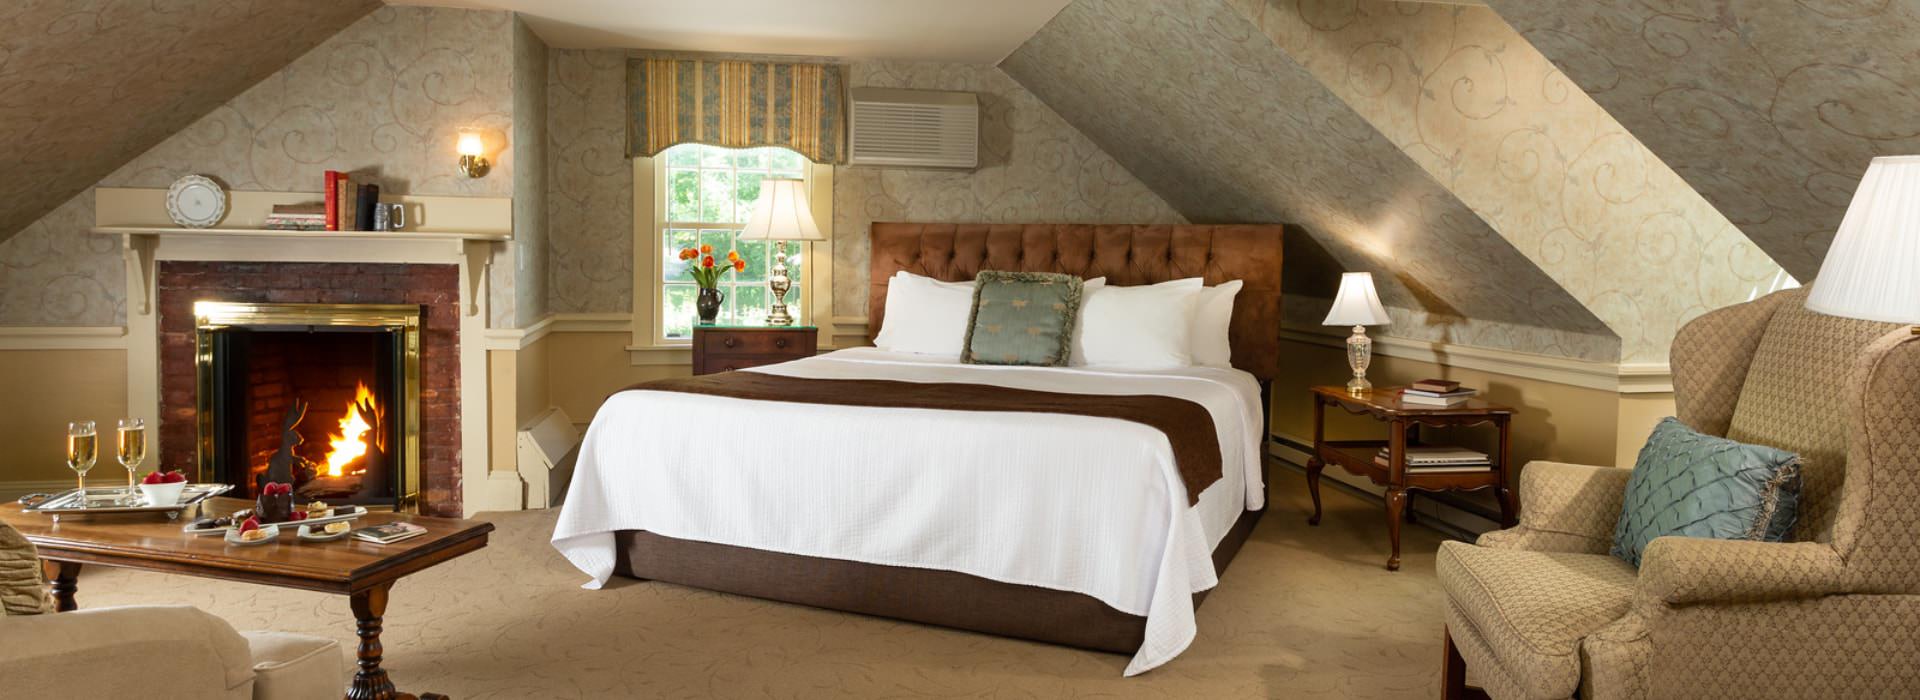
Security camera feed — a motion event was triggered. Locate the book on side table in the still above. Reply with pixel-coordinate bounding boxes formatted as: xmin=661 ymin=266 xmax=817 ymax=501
xmin=1403 ymin=379 xmax=1479 ymax=407
xmin=352 ymin=521 xmax=428 ymax=545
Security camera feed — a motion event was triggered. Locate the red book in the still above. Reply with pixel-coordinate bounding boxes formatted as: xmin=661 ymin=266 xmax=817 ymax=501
xmin=323 ymin=170 xmax=340 ymax=231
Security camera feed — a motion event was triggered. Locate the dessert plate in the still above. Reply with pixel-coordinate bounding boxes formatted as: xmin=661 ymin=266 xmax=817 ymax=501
xmin=225 ymin=524 xmax=280 ymax=547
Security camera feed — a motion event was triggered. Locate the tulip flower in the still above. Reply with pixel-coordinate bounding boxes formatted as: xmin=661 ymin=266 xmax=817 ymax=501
xmin=733 ymin=259 xmax=746 ymax=272
xmin=700 ymin=244 xmax=712 ymax=254
xmin=703 ymin=255 xmax=715 ymax=268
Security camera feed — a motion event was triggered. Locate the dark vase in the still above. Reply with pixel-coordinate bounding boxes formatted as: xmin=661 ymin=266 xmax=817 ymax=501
xmin=696 ymin=287 xmax=723 ymax=325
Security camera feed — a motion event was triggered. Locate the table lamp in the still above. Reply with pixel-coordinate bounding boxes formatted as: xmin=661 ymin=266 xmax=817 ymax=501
xmin=1806 ymin=155 xmax=1920 ymax=335
xmin=740 ymin=178 xmax=825 ymax=326
xmin=1323 ymin=271 xmax=1392 ymax=395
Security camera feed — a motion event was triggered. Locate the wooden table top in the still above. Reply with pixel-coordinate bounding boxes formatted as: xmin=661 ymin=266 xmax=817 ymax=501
xmin=1312 ymin=385 xmax=1514 ymax=417
xmin=0 ymin=497 xmax=493 ymax=595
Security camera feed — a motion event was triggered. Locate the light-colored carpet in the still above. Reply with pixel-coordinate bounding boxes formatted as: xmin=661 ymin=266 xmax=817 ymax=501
xmin=70 ymin=467 xmax=1454 ymax=699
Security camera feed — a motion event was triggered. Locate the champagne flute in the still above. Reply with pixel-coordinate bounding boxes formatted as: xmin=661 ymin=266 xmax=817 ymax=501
xmin=66 ymin=421 xmax=97 ymax=500
xmin=117 ymin=418 xmax=148 ymax=504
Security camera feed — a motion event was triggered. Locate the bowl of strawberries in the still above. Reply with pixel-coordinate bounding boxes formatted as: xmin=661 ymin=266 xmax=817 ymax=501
xmin=138 ymin=470 xmax=188 ymax=506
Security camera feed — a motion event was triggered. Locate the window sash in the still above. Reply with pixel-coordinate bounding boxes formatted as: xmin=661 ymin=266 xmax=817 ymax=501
xmin=652 ymin=145 xmax=812 ymax=343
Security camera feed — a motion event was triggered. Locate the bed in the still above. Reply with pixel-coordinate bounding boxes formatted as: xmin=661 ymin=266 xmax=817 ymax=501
xmin=553 ymin=223 xmax=1284 ymax=675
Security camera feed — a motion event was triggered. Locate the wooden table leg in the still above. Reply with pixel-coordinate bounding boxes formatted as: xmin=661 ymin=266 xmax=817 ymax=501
xmin=1305 ymin=456 xmax=1325 ymax=526
xmin=44 ymin=560 xmax=80 ymax=612
xmin=346 ymin=582 xmax=439 ymax=700
xmin=1307 ymin=394 xmax=1326 ymax=526
xmin=1385 ymin=488 xmax=1406 ymax=571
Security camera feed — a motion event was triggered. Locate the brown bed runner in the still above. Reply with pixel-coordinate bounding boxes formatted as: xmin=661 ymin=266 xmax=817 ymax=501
xmin=622 ymin=372 xmax=1223 ymax=506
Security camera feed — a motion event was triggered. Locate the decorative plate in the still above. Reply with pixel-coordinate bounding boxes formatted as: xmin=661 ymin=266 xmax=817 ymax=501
xmin=165 ymin=174 xmax=226 ymax=228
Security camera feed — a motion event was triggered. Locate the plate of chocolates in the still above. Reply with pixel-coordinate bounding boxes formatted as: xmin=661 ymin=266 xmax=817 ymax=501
xmin=182 ymin=482 xmax=368 ymax=537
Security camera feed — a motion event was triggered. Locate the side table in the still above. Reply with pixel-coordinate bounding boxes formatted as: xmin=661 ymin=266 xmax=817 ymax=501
xmin=1305 ymin=385 xmax=1517 ymax=570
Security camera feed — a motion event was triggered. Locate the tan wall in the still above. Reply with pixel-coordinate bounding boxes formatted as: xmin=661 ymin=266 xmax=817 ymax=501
xmin=544 ymin=332 xmax=688 ymax=428
xmin=0 ymin=350 xmax=130 ymax=489
xmin=1270 ymin=339 xmax=1651 ymax=471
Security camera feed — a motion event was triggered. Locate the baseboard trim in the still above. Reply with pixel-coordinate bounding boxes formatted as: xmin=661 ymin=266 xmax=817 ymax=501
xmin=1278 ymin=328 xmax=1671 ymax=393
xmin=0 ymin=326 xmax=129 ymax=350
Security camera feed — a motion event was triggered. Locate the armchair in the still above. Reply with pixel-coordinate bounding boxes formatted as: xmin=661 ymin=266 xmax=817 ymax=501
xmin=0 ymin=523 xmax=345 ymax=700
xmin=1439 ymin=288 xmax=1920 ymax=699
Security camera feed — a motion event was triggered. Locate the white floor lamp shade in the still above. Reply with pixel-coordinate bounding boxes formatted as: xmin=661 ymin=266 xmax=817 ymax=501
xmin=1806 ymin=155 xmax=1920 ymax=328
xmin=1323 ymin=272 xmax=1392 ymax=395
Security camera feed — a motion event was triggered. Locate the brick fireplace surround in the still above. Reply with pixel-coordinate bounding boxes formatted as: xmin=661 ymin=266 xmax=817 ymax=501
xmin=156 ymin=261 xmax=462 ymax=516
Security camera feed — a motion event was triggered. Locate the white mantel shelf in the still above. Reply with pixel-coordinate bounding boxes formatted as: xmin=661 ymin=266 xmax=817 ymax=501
xmin=94 ymin=226 xmax=510 ymax=241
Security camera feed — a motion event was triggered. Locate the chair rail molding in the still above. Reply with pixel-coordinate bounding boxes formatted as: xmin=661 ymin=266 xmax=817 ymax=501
xmin=1278 ymin=328 xmax=1672 ymax=394
xmin=0 ymin=326 xmax=129 ymax=351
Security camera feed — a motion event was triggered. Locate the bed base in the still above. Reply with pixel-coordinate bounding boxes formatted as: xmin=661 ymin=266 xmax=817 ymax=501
xmin=613 ymin=496 xmax=1265 ymax=655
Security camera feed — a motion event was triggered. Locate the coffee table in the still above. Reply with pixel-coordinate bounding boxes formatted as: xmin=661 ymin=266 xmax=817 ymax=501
xmin=0 ymin=497 xmax=492 ymax=700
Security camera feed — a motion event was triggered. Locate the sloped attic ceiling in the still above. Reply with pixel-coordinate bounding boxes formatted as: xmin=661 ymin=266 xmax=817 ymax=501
xmin=0 ymin=0 xmax=380 ymax=243
xmin=1487 ymin=0 xmax=1920 ymax=281
xmin=1002 ymin=0 xmax=1619 ymax=360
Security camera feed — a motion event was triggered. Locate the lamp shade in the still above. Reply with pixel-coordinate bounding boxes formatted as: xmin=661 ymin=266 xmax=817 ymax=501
xmin=1323 ymin=272 xmax=1392 ymax=326
xmin=740 ymin=178 xmax=824 ymax=241
xmin=1806 ymin=155 xmax=1920 ymax=324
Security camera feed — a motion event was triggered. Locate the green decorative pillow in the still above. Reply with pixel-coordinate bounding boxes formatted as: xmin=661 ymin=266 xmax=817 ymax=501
xmin=1611 ymin=417 xmax=1802 ymax=567
xmin=962 ymin=271 xmax=1084 ymax=366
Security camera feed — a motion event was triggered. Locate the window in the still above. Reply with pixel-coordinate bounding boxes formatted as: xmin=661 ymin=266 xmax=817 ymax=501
xmin=656 ymin=144 xmax=812 ymax=340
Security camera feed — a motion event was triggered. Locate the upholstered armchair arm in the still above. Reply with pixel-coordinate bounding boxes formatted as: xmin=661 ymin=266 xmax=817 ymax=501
xmin=1635 ymin=538 xmax=1861 ymax=609
xmin=1475 ymin=461 xmax=1629 ymax=554
xmin=0 ymin=605 xmax=255 ymax=698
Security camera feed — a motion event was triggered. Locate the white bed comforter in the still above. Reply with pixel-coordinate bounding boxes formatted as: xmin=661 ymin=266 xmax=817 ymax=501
xmin=551 ymin=347 xmax=1265 ymax=675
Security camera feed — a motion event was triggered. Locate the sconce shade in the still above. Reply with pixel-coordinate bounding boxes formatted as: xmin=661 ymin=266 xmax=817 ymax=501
xmin=456 ymin=131 xmax=484 ymax=157
xmin=1806 ymin=155 xmax=1920 ymax=324
xmin=1323 ymin=272 xmax=1392 ymax=327
xmin=740 ymin=178 xmax=824 ymax=241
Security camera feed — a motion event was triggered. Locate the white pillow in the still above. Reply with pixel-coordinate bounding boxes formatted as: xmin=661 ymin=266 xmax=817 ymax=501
xmin=873 ymin=273 xmax=975 ymax=356
xmin=873 ymin=271 xmax=1105 ymax=357
xmin=1190 ymin=280 xmax=1242 ymax=367
xmin=1072 ymin=278 xmax=1205 ymax=369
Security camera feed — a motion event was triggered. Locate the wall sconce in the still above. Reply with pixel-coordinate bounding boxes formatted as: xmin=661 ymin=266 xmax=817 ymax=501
xmin=456 ymin=130 xmax=490 ymax=178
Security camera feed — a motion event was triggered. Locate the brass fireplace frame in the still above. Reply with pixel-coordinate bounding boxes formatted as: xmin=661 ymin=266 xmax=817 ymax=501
xmin=193 ymin=301 xmax=422 ymax=512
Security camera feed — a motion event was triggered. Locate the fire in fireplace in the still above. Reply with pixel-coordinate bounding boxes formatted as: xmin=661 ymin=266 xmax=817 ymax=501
xmin=195 ymin=302 xmax=420 ymax=510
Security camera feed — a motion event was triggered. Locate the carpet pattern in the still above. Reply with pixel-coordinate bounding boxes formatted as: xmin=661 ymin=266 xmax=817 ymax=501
xmin=68 ymin=469 xmax=1451 ymax=698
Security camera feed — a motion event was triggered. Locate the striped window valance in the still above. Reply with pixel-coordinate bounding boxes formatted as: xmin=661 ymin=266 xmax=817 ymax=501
xmin=627 ymin=57 xmax=848 ymax=164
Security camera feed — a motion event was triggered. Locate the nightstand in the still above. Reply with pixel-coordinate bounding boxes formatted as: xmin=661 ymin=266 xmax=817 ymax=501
xmin=691 ymin=325 xmax=817 ymax=375
xmin=1305 ymin=385 xmax=1517 ymax=571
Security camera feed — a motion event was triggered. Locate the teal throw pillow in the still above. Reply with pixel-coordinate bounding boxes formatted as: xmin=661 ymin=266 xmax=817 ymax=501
xmin=962 ymin=271 xmax=1084 ymax=367
xmin=1611 ymin=417 xmax=1801 ymax=567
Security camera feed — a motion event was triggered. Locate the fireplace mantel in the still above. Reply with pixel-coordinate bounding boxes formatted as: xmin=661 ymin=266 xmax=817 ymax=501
xmin=100 ymin=189 xmax=523 ymax=516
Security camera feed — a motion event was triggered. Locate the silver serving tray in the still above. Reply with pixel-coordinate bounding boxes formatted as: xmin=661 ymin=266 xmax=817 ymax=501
xmin=18 ymin=484 xmax=233 ymax=521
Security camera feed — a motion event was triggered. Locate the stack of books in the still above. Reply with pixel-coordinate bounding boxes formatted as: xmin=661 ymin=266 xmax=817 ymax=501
xmin=1374 ymin=446 xmax=1492 ymax=473
xmin=323 ymin=171 xmax=382 ymax=231
xmin=263 ymin=203 xmax=326 ymax=231
xmin=1402 ymin=378 xmax=1477 ymax=407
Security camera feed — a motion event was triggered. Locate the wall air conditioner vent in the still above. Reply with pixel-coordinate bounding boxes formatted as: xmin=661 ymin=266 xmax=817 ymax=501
xmin=849 ymin=87 xmax=979 ymax=170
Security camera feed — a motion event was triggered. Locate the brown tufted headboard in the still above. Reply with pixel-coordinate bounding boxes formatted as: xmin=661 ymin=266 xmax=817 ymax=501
xmin=867 ymin=223 xmax=1284 ymax=380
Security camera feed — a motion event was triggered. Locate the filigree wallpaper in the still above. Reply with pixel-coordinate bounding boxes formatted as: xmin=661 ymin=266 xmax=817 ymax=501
xmin=547 ymin=49 xmax=634 ymax=315
xmin=1002 ymin=0 xmax=1621 ymax=360
xmin=508 ymin=16 xmax=550 ymax=327
xmin=0 ymin=0 xmax=380 ymax=242
xmin=0 ymin=6 xmax=525 ymax=327
xmin=1486 ymin=0 xmax=1920 ymax=281
xmin=831 ymin=60 xmax=1187 ymax=317
xmin=1248 ymin=0 xmax=1785 ymax=362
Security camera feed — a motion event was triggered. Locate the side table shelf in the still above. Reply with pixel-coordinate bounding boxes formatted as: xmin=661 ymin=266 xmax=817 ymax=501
xmin=1304 ymin=385 xmax=1518 ymax=571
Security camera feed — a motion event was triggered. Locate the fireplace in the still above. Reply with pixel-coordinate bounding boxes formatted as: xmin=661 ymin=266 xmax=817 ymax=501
xmin=194 ymin=302 xmax=421 ymax=510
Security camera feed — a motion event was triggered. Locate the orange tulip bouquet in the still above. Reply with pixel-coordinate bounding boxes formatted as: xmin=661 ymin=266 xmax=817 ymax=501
xmin=677 ymin=244 xmax=747 ymax=324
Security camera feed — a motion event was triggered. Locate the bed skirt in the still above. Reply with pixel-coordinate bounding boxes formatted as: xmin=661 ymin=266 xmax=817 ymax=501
xmin=613 ymin=501 xmax=1264 ymax=655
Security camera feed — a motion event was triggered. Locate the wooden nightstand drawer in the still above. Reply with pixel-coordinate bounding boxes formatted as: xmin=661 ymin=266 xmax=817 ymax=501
xmin=692 ymin=326 xmax=817 ymax=375
xmin=697 ymin=330 xmax=809 ymax=354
